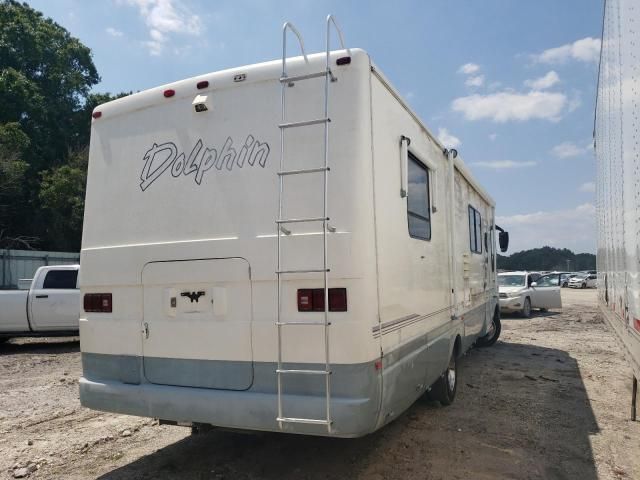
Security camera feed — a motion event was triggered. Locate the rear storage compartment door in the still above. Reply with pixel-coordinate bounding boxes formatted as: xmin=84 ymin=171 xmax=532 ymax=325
xmin=141 ymin=258 xmax=253 ymax=390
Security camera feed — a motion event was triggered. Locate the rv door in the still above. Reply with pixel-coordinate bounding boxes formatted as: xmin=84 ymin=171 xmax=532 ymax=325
xmin=141 ymin=258 xmax=253 ymax=390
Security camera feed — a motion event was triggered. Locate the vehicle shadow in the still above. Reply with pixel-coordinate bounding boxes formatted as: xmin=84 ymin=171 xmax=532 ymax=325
xmin=96 ymin=341 xmax=599 ymax=480
xmin=502 ymin=309 xmax=559 ymax=320
xmin=0 ymin=337 xmax=79 ymax=355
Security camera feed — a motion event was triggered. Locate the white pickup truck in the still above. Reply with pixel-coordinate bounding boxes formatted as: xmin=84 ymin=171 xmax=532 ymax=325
xmin=0 ymin=265 xmax=80 ymax=342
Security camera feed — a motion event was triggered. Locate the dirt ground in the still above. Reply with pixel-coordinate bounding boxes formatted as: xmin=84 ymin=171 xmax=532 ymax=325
xmin=1 ymin=289 xmax=639 ymax=480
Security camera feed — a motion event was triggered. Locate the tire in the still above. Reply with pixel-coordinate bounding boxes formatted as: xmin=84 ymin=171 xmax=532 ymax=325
xmin=521 ymin=297 xmax=532 ymax=318
xmin=581 ymin=283 xmax=586 ymax=289
xmin=477 ymin=310 xmax=501 ymax=348
xmin=539 ymin=308 xmax=548 ymax=313
xmin=0 ymin=337 xmax=9 ymax=344
xmin=428 ymin=348 xmax=458 ymax=406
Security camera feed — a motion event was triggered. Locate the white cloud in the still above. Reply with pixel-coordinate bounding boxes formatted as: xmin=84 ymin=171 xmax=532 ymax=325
xmin=452 ymin=90 xmax=567 ymax=123
xmin=579 ymin=182 xmax=596 ymax=193
xmin=119 ymin=0 xmax=202 ymax=56
xmin=471 ymin=160 xmax=537 ymax=170
xmin=458 ymin=63 xmax=480 ymax=75
xmin=497 ymin=203 xmax=596 ymax=253
xmin=437 ymin=128 xmax=461 ymax=148
xmin=551 ymin=141 xmax=589 ymax=159
xmin=524 ymin=71 xmax=560 ymax=90
xmin=106 ymin=27 xmax=123 ymax=37
xmin=533 ymin=37 xmax=601 ymax=64
xmin=465 ymin=75 xmax=485 ymax=87
xmin=488 ymin=133 xmax=498 ymax=141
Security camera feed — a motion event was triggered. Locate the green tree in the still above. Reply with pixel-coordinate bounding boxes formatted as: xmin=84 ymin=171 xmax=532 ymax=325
xmin=497 ymin=246 xmax=596 ymax=271
xmin=0 ymin=122 xmax=30 ymax=247
xmin=38 ymin=148 xmax=88 ymax=251
xmin=0 ymin=0 xmax=100 ymax=169
xmin=0 ymin=0 xmax=101 ymax=249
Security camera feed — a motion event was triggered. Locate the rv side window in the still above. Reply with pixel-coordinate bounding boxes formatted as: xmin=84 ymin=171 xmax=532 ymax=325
xmin=468 ymin=205 xmax=482 ymax=254
xmin=407 ymin=153 xmax=431 ymax=241
xmin=42 ymin=270 xmax=78 ymax=289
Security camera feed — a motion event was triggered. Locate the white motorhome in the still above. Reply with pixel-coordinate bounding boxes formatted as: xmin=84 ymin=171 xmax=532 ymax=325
xmin=79 ymin=18 xmax=508 ymax=437
xmin=595 ymin=0 xmax=640 ymax=418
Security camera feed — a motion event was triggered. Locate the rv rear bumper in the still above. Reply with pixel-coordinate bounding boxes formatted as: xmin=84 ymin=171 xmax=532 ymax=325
xmin=79 ymin=377 xmax=379 ymax=438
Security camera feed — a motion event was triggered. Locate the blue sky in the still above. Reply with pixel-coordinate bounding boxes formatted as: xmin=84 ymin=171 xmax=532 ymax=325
xmin=29 ymin=0 xmax=602 ymax=254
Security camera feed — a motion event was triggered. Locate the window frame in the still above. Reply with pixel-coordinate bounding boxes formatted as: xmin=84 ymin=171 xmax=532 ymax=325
xmin=468 ymin=204 xmax=483 ymax=254
xmin=406 ymin=152 xmax=432 ymax=241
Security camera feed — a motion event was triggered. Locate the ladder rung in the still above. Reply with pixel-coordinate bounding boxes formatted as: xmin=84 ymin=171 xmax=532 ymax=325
xmin=276 ymin=321 xmax=331 ymax=326
xmin=279 ymin=118 xmax=330 ymax=129
xmin=278 ymin=167 xmax=330 ymax=176
xmin=276 ymin=369 xmax=331 ymax=375
xmin=276 ymin=269 xmax=330 ymax=274
xmin=280 ymin=71 xmax=330 ymax=83
xmin=277 ymin=216 xmax=328 ymax=224
xmin=277 ymin=417 xmax=331 ymax=426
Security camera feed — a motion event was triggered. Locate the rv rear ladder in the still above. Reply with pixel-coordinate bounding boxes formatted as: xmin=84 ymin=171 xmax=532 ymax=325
xmin=275 ymin=15 xmax=349 ymax=434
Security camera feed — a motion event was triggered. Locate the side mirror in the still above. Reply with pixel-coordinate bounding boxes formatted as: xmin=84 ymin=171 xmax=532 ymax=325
xmin=498 ymin=231 xmax=509 ymax=253
xmin=530 ymin=282 xmax=538 ymax=288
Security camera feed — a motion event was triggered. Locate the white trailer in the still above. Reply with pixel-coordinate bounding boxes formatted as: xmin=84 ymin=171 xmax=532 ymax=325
xmin=595 ymin=0 xmax=640 ymax=418
xmin=79 ymin=18 xmax=508 ymax=437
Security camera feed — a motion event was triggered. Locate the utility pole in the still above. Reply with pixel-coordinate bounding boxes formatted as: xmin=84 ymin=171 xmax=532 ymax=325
xmin=566 ymin=259 xmax=571 ymax=271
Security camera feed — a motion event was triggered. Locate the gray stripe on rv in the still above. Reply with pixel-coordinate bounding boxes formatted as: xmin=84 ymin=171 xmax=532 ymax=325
xmin=80 ymin=301 xmax=488 ymax=436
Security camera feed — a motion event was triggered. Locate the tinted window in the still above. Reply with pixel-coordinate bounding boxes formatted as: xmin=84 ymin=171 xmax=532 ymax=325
xmin=407 ymin=153 xmax=431 ymax=241
xmin=43 ymin=270 xmax=78 ymax=289
xmin=536 ymin=274 xmax=560 ymax=287
xmin=468 ymin=205 xmax=482 ymax=253
xmin=498 ymin=275 xmax=525 ymax=286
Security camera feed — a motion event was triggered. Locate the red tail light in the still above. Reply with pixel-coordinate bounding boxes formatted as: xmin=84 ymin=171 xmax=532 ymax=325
xmin=163 ymin=89 xmax=175 ymax=98
xmin=196 ymin=80 xmax=209 ymax=89
xmin=92 ymin=111 xmax=102 ymax=119
xmin=84 ymin=293 xmax=112 ymax=313
xmin=297 ymin=288 xmax=347 ymax=312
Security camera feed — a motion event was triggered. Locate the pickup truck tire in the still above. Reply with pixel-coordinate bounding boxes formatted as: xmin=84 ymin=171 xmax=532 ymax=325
xmin=428 ymin=350 xmax=457 ymax=406
xmin=521 ymin=297 xmax=532 ymax=318
xmin=477 ymin=309 xmax=501 ymax=348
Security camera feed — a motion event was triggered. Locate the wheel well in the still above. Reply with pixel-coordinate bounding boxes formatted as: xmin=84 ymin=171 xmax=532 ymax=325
xmin=453 ymin=335 xmax=462 ymax=359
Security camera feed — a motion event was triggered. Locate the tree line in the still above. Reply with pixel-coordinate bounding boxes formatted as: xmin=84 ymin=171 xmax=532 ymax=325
xmin=497 ymin=246 xmax=596 ymax=272
xmin=0 ymin=0 xmax=127 ymax=251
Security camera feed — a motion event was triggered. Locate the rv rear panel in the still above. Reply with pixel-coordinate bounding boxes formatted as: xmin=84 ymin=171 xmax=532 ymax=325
xmin=80 ymin=48 xmax=499 ymax=437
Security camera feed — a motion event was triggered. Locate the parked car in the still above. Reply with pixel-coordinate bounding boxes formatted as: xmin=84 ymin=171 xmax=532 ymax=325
xmin=558 ymin=272 xmax=578 ymax=288
xmin=0 ymin=265 xmax=80 ymax=342
xmin=498 ymin=271 xmax=562 ymax=317
xmin=568 ymin=273 xmax=597 ymax=289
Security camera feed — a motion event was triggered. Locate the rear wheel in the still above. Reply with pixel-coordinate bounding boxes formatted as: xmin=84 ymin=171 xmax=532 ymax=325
xmin=521 ymin=297 xmax=532 ymax=318
xmin=428 ymin=349 xmax=458 ymax=406
xmin=581 ymin=283 xmax=586 ymax=289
